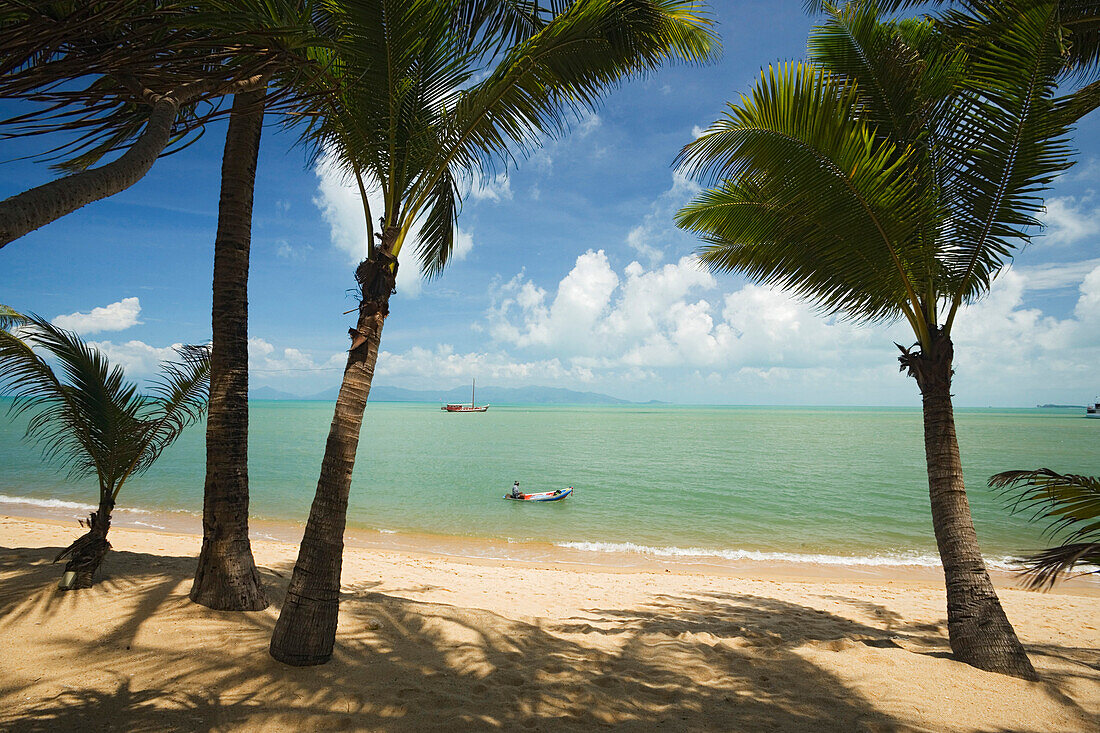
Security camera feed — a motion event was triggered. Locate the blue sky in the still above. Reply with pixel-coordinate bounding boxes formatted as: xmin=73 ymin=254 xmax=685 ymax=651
xmin=2 ymin=1 xmax=1099 ymax=406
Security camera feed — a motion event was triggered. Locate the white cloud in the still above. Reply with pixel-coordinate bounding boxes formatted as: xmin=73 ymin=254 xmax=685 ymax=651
xmin=276 ymin=239 xmax=313 ymax=260
xmin=53 ymin=297 xmax=142 ymax=335
xmin=313 ymin=152 xmax=480 ymax=299
xmin=87 ymin=339 xmax=181 ymax=375
xmin=625 ymin=171 xmax=702 ymax=266
xmin=1038 ymin=195 xmax=1100 ymax=247
xmin=575 ymin=109 xmax=601 ymax=137
xmin=314 ymin=155 xmax=371 ymax=263
xmin=248 ymin=337 xmax=344 ymax=376
xmin=466 ymin=171 xmax=513 ymax=202
xmin=1014 ymin=258 xmax=1100 ymax=290
xmin=484 ymin=251 xmax=1100 ymax=405
xmin=691 ymin=124 xmax=708 ymax=138
xmin=374 ymin=344 xmax=595 ymax=385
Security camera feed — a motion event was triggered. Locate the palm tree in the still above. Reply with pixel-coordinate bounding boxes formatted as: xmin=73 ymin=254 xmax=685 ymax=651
xmin=0 ymin=312 xmax=210 ymax=589
xmin=675 ymin=0 xmax=1072 ymax=679
xmin=991 ymin=469 xmax=1100 ymax=590
xmin=189 ymin=87 xmax=271 ymax=611
xmin=268 ymin=0 xmax=719 ymax=666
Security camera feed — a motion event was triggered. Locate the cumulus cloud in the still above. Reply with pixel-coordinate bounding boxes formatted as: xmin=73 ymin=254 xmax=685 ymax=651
xmin=374 ymin=344 xmax=595 ymax=385
xmin=87 ymin=339 xmax=181 ymax=375
xmin=484 ymin=251 xmax=1100 ymax=405
xmin=248 ymin=337 xmax=344 ymax=375
xmin=52 ymin=297 xmax=141 ymax=335
xmin=313 ymin=153 xmax=477 ymax=298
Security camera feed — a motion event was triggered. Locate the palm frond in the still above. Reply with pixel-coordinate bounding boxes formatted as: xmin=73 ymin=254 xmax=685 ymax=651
xmin=126 ymin=344 xmax=211 ymax=487
xmin=0 ymin=315 xmax=208 ymax=502
xmin=414 ymin=166 xmax=461 ymax=279
xmin=434 ymin=0 xmax=719 ymax=187
xmin=0 ymin=304 xmax=26 ymax=332
xmin=991 ymin=468 xmax=1100 ymax=589
xmin=939 ymin=1 xmax=1074 ymax=326
xmin=676 ymin=61 xmax=929 ymax=328
xmin=1012 ymin=543 xmax=1100 ymax=590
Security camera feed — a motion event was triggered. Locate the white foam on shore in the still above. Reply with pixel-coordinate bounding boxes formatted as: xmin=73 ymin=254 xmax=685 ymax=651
xmin=0 ymin=495 xmax=95 ymax=512
xmin=0 ymin=494 xmax=154 ymax=515
xmin=554 ymin=540 xmax=1024 ymax=571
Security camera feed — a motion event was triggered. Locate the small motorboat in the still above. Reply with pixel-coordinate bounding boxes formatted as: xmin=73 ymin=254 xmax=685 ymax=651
xmin=504 ymin=487 xmax=573 ymax=502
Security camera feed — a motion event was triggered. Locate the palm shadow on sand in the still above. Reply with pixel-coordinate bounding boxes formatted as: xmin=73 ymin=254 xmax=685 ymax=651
xmin=0 ymin=544 xmax=1096 ymax=732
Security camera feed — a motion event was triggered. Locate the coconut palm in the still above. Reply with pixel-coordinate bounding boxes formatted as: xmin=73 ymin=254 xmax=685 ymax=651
xmin=189 ymin=87 xmax=272 ymax=611
xmin=0 ymin=312 xmax=210 ymax=589
xmin=675 ymin=0 xmax=1072 ymax=679
xmin=268 ymin=0 xmax=718 ymax=666
xmin=185 ymin=1 xmax=317 ymax=615
xmin=991 ymin=469 xmax=1100 ymax=590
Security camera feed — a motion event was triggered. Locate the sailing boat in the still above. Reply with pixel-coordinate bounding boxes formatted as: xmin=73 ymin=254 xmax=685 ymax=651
xmin=441 ymin=379 xmax=489 ymax=412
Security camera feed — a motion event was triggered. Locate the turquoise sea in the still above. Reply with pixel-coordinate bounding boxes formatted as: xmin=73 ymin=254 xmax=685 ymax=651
xmin=1 ymin=401 xmax=1098 ymax=567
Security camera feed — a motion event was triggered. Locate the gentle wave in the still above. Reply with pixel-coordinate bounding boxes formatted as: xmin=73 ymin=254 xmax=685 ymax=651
xmin=554 ymin=540 xmax=1024 ymax=570
xmin=0 ymin=494 xmax=152 ymax=515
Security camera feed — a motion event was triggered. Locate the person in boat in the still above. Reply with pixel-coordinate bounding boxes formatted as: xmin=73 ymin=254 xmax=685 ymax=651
xmin=511 ymin=481 xmax=522 ymax=499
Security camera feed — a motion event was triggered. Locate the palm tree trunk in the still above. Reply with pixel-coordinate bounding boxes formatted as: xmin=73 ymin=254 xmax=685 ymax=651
xmin=269 ymin=245 xmax=398 ymax=666
xmin=189 ymin=89 xmax=268 ymax=611
xmin=902 ymin=329 xmax=1037 ymax=680
xmin=56 ymin=494 xmax=114 ymax=590
xmin=0 ymin=95 xmax=181 ymax=248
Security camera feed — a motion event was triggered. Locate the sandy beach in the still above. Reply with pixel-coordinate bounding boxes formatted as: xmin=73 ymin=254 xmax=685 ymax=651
xmin=1 ymin=514 xmax=1098 ymax=732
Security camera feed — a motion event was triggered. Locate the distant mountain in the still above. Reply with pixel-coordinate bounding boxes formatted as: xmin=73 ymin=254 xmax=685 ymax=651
xmin=1036 ymin=404 xmax=1085 ymax=409
xmin=249 ymin=386 xmax=305 ymax=400
xmin=250 ymin=384 xmax=633 ymax=404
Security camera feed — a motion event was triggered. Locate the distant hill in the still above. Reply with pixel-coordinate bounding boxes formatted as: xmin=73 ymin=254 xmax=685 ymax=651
xmin=250 ymin=386 xmax=305 ymax=400
xmin=250 ymin=384 xmax=634 ymax=405
xmin=1036 ymin=404 xmax=1085 ymax=409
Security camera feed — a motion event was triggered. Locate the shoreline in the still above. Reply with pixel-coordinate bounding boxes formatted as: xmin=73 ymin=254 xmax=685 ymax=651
xmin=3 ymin=498 xmax=1098 ymax=593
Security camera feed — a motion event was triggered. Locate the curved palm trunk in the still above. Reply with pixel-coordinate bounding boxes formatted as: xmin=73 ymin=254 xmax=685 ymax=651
xmin=0 ymin=95 xmax=180 ymax=248
xmin=902 ymin=330 xmax=1037 ymax=680
xmin=269 ymin=245 xmax=398 ymax=666
xmin=56 ymin=494 xmax=114 ymax=590
xmin=190 ymin=90 xmax=268 ymax=611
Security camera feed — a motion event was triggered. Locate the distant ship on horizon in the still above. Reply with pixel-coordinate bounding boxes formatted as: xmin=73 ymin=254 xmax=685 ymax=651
xmin=441 ymin=379 xmax=489 ymax=413
xmin=1088 ymin=398 xmax=1099 ymax=419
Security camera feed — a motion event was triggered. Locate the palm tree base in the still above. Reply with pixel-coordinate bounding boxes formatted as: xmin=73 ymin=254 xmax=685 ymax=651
xmin=269 ymin=593 xmax=338 ymax=666
xmin=190 ymin=539 xmax=268 ymax=611
xmin=945 ymin=580 xmax=1039 ymax=680
xmin=55 ymin=534 xmax=110 ymax=590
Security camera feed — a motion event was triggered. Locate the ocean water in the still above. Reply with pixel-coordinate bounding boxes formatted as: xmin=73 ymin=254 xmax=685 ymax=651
xmin=1 ymin=401 xmax=1098 ymax=567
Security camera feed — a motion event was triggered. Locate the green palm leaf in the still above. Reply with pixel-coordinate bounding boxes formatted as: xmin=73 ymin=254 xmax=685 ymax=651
xmin=676 ymin=61 xmax=929 ymax=330
xmin=991 ymin=468 xmax=1100 ymax=589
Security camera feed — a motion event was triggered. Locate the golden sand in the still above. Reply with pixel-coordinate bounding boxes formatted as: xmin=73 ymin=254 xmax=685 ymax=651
xmin=1 ymin=514 xmax=1097 ymax=732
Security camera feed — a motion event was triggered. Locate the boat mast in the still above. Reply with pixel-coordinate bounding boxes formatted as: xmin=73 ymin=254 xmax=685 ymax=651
xmin=471 ymin=378 xmax=475 ymax=407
